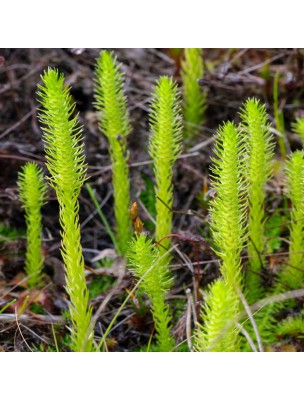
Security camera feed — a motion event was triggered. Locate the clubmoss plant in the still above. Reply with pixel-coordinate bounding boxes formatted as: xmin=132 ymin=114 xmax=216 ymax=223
xmin=94 ymin=50 xmax=131 ymax=256
xmin=18 ymin=162 xmax=47 ymax=287
xmin=292 ymin=117 xmax=304 ymax=142
xmin=282 ymin=150 xmax=304 ymax=289
xmin=37 ymin=68 xmax=94 ymax=352
xmin=181 ymin=48 xmax=206 ymax=140
xmin=254 ymin=151 xmax=304 ymax=346
xmin=196 ymin=122 xmax=246 ymax=351
xmin=240 ymin=98 xmax=274 ymax=303
xmin=149 ymin=76 xmax=183 ymax=259
xmin=195 ymin=279 xmax=240 ymax=352
xmin=127 ymin=232 xmax=175 ymax=352
xmin=276 ymin=314 xmax=304 ymax=338
xmin=210 ymin=122 xmax=246 ymax=287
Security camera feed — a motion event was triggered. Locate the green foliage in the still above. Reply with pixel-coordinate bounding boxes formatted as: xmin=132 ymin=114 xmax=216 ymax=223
xmin=282 ymin=150 xmax=304 ymax=289
xmin=195 ymin=279 xmax=240 ymax=352
xmin=242 ymin=150 xmax=303 ymax=349
xmin=265 ymin=212 xmax=285 ymax=254
xmin=145 ymin=76 xmax=182 ymax=349
xmin=292 ymin=117 xmax=304 ymax=142
xmin=0 ymin=224 xmax=25 ymax=243
xmin=241 ymin=302 xmax=278 ymax=349
xmin=14 ymin=49 xmax=304 ymax=352
xmin=276 ymin=315 xmax=304 ymax=338
xmin=37 ymin=68 xmax=94 ymax=352
xmin=273 ymin=71 xmax=286 ymax=157
xmin=32 ymin=343 xmax=57 ymax=352
xmin=86 ymin=183 xmax=118 ymax=249
xmin=94 ymin=50 xmax=131 ymax=255
xmin=210 ymin=121 xmax=246 ymax=287
xmin=88 ymin=276 xmax=114 ymax=300
xmin=240 ymin=98 xmax=274 ymax=303
xmin=149 ymin=76 xmax=183 ymax=257
xmin=127 ymin=233 xmax=175 ymax=352
xmin=0 ymin=299 xmax=16 ymax=314
xmin=196 ymin=122 xmax=246 ymax=352
xmin=245 ymin=168 xmax=304 ymax=346
xmin=29 ymin=302 xmax=46 ymax=314
xmin=181 ymin=48 xmax=206 ymax=140
xmin=18 ymin=162 xmax=47 ymax=287
xmin=170 ymin=48 xmax=182 ymax=57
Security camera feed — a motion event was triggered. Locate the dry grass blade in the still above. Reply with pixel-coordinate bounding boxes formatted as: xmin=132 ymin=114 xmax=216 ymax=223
xmin=238 ymin=288 xmax=263 ymax=352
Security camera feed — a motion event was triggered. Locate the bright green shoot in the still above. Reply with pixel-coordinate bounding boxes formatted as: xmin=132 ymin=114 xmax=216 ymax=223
xmin=240 ymin=98 xmax=274 ymax=303
xmin=292 ymin=117 xmax=304 ymax=142
xmin=127 ymin=233 xmax=175 ymax=351
xmin=181 ymin=48 xmax=206 ymax=140
xmin=282 ymin=150 xmax=304 ymax=289
xmin=210 ymin=122 xmax=246 ymax=287
xmin=197 ymin=122 xmax=246 ymax=352
xmin=276 ymin=315 xmax=304 ymax=338
xmin=94 ymin=50 xmax=131 ymax=256
xmin=37 ymin=68 xmax=94 ymax=352
xmin=195 ymin=279 xmax=239 ymax=352
xmin=18 ymin=162 xmax=47 ymax=287
xmin=243 ymin=151 xmax=304 ymax=347
xmin=149 ymin=76 xmax=183 ymax=259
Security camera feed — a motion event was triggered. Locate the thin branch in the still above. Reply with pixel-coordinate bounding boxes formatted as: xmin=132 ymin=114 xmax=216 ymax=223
xmin=186 ymin=288 xmax=194 ymax=352
xmin=0 ymin=313 xmax=65 ymax=324
xmin=236 ymin=323 xmax=258 ymax=352
xmin=238 ymin=288 xmax=263 ymax=352
xmin=14 ymin=308 xmax=33 ymax=352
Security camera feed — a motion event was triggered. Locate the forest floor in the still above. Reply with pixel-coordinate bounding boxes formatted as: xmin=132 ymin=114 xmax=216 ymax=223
xmin=1 ymin=48 xmax=304 ymax=352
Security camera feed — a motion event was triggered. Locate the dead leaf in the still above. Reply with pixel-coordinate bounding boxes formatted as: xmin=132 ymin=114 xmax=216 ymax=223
xmin=280 ymin=344 xmax=296 ymax=352
xmin=91 ymin=248 xmax=118 ymax=263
